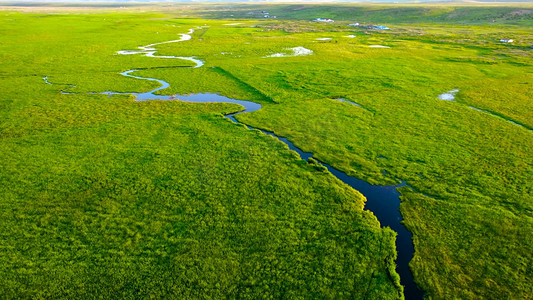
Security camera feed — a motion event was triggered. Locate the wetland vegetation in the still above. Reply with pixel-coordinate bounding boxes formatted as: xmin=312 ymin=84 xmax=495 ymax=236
xmin=0 ymin=3 xmax=531 ymax=299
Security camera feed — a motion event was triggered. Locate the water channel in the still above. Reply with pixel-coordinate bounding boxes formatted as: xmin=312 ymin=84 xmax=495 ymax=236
xmin=45 ymin=28 xmax=424 ymax=299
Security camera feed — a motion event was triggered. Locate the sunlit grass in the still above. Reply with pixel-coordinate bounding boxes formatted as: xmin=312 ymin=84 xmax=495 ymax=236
xmin=0 ymin=6 xmax=532 ymax=299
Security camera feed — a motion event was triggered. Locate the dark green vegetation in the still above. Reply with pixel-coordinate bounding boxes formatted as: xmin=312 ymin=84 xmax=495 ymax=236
xmin=1 ymin=3 xmax=532 ymax=299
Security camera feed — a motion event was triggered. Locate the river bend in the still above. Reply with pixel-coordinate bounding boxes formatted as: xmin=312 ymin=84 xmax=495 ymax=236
xmin=45 ymin=28 xmax=424 ymax=299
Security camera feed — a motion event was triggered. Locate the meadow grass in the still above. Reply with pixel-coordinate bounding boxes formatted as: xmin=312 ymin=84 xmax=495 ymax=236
xmin=221 ymin=21 xmax=532 ymax=299
xmin=1 ymin=5 xmax=532 ymax=299
xmin=213 ymin=20 xmax=532 ymax=298
xmin=199 ymin=3 xmax=533 ymax=26
xmin=0 ymin=12 xmax=402 ymax=298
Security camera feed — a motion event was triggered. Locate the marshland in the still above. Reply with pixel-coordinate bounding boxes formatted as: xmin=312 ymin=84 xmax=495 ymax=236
xmin=0 ymin=3 xmax=531 ymax=299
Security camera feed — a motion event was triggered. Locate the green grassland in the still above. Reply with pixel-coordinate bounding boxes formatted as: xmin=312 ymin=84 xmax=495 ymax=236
xmin=1 ymin=4 xmax=532 ymax=299
xmin=216 ymin=23 xmax=533 ymax=298
xmin=200 ymin=3 xmax=533 ymax=26
xmin=0 ymin=12 xmax=402 ymax=299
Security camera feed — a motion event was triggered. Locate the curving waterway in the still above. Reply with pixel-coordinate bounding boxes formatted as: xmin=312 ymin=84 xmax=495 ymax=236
xmin=45 ymin=28 xmax=424 ymax=299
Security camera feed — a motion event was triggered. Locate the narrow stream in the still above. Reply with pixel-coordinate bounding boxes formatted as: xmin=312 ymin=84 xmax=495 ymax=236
xmin=437 ymin=89 xmax=531 ymax=132
xmin=44 ymin=29 xmax=424 ymax=299
xmin=468 ymin=106 xmax=531 ymax=131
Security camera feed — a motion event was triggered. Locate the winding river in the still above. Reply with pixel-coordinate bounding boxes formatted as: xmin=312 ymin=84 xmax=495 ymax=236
xmin=45 ymin=28 xmax=424 ymax=299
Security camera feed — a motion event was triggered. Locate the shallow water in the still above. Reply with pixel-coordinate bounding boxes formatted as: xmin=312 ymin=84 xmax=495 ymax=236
xmin=369 ymin=45 xmax=390 ymax=48
xmin=44 ymin=28 xmax=424 ymax=299
xmin=437 ymin=89 xmax=459 ymax=101
xmin=334 ymin=98 xmax=363 ymax=108
xmin=265 ymin=46 xmax=313 ymax=58
xmin=117 ymin=29 xmax=203 ymax=68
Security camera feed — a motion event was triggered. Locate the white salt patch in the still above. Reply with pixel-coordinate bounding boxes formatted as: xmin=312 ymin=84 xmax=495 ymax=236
xmin=265 ymin=46 xmax=313 ymax=58
xmin=224 ymin=23 xmax=244 ymax=26
xmin=438 ymin=89 xmax=459 ymax=101
xmin=369 ymin=45 xmax=390 ymax=48
xmin=316 ymin=38 xmax=332 ymax=41
xmin=345 ymin=35 xmax=356 ymax=38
